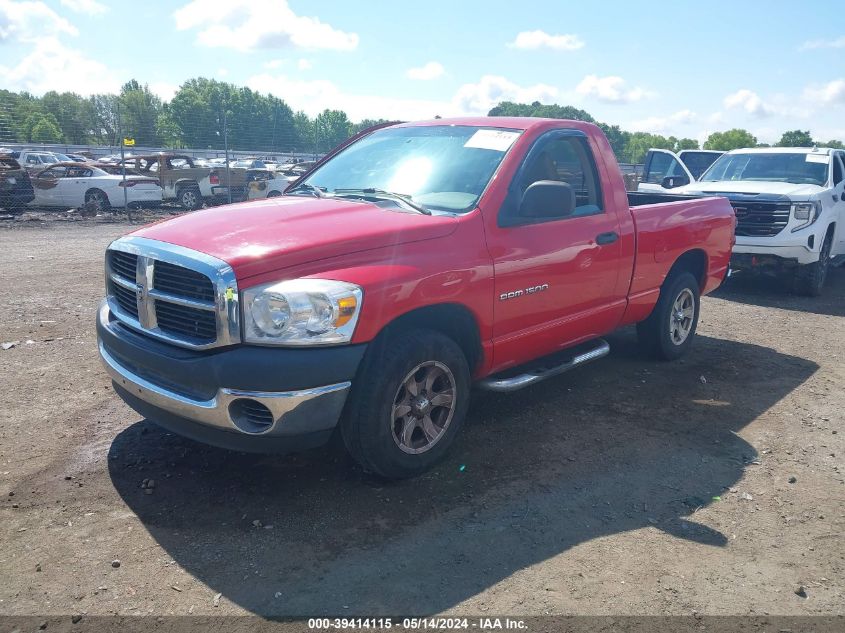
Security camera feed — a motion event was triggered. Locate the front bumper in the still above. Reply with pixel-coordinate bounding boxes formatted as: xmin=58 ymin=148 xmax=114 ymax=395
xmin=732 ymin=237 xmax=819 ymax=266
xmin=97 ymin=301 xmax=366 ymax=453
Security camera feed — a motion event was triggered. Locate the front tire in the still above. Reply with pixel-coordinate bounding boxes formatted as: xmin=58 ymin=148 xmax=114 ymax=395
xmin=793 ymin=232 xmax=832 ymax=297
xmin=637 ymin=271 xmax=701 ymax=361
xmin=341 ymin=329 xmax=470 ymax=479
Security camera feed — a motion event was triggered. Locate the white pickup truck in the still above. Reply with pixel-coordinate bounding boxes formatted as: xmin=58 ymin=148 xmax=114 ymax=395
xmin=676 ymin=147 xmax=845 ymax=295
xmin=638 ymin=149 xmax=724 ymax=193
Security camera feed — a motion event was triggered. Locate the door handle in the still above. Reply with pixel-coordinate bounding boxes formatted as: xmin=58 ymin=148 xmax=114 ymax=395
xmin=596 ymin=231 xmax=619 ymax=245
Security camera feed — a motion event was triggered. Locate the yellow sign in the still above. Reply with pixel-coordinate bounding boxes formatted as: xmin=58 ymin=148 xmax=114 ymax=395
xmin=123 ymin=138 xmax=135 ymax=146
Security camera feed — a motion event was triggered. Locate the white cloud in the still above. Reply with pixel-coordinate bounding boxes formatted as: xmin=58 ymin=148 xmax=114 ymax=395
xmin=297 ymin=58 xmax=312 ymax=71
xmin=246 ymin=73 xmax=452 ymax=121
xmin=246 ymin=72 xmax=558 ymax=121
xmin=264 ymin=59 xmax=285 ymax=70
xmin=58 ymin=0 xmax=108 ymax=16
xmin=723 ymin=89 xmax=776 ymax=117
xmin=406 ymin=61 xmax=444 ymax=81
xmin=453 ymin=75 xmax=558 ymax=114
xmin=575 ymin=74 xmax=650 ymax=104
xmin=630 ymin=109 xmax=697 ymax=133
xmin=173 ymin=0 xmax=358 ymax=52
xmin=150 ymin=82 xmax=178 ymax=101
xmin=0 ymin=36 xmax=119 ymax=95
xmin=708 ymin=111 xmax=725 ymax=124
xmin=508 ymin=30 xmax=584 ymax=51
xmin=0 ymin=0 xmax=77 ymax=42
xmin=799 ymin=36 xmax=845 ymax=50
xmin=803 ymin=79 xmax=845 ymax=105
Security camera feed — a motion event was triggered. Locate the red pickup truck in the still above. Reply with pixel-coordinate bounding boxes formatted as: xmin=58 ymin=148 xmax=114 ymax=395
xmin=97 ymin=118 xmax=734 ymax=478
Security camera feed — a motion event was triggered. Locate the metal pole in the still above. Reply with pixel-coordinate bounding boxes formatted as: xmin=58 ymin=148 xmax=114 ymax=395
xmin=117 ymin=100 xmax=128 ymax=212
xmin=223 ymin=104 xmax=232 ymax=204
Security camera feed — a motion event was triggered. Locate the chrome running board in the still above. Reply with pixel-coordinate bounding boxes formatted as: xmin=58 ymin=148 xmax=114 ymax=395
xmin=477 ymin=339 xmax=610 ymax=393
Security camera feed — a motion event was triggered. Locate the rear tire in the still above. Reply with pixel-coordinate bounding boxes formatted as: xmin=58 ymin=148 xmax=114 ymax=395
xmin=637 ymin=271 xmax=701 ymax=361
xmin=793 ymin=232 xmax=832 ymax=297
xmin=177 ymin=185 xmax=202 ymax=210
xmin=267 ymin=190 xmax=282 ymax=198
xmin=341 ymin=329 xmax=470 ymax=479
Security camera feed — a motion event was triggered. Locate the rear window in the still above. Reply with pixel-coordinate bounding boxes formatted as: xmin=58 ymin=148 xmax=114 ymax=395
xmin=679 ymin=152 xmax=722 ymax=180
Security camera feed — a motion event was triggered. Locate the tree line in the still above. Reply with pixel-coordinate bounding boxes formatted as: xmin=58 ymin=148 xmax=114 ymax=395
xmin=1 ymin=80 xmax=842 ymax=163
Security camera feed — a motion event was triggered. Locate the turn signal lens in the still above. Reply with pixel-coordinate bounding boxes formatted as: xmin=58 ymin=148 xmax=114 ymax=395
xmin=335 ymin=296 xmax=358 ymax=327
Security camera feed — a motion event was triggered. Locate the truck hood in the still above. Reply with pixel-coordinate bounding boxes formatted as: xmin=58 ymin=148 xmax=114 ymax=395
xmin=131 ymin=196 xmax=458 ymax=280
xmin=678 ymin=180 xmax=824 ymax=198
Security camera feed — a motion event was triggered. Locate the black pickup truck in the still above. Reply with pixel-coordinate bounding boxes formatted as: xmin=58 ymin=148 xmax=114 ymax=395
xmin=0 ymin=155 xmax=35 ymax=212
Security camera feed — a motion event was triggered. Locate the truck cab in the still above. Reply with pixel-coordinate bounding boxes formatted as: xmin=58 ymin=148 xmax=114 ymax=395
xmin=677 ymin=147 xmax=845 ymax=295
xmin=638 ymin=149 xmax=724 ymax=193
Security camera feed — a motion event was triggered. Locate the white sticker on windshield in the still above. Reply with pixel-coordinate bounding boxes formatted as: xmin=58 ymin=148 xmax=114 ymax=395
xmin=464 ymin=129 xmax=520 ymax=152
xmin=805 ymin=153 xmax=829 ymax=164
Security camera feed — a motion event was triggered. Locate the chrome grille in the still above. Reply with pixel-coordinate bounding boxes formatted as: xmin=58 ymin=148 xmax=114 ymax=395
xmin=154 ymin=299 xmax=217 ymax=341
xmin=731 ymin=201 xmax=791 ymax=237
xmin=109 ymin=250 xmax=137 ymax=280
xmin=104 ymin=237 xmax=240 ymax=350
xmin=153 ymin=261 xmax=214 ymax=302
xmin=111 ymin=282 xmax=139 ymax=318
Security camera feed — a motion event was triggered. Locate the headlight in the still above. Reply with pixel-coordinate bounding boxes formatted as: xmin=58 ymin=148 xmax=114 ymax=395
xmin=243 ymin=279 xmax=363 ymax=346
xmin=791 ymin=201 xmax=821 ymax=232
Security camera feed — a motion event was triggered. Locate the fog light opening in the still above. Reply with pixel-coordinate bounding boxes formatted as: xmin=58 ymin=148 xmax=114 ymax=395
xmin=228 ymin=398 xmax=275 ymax=434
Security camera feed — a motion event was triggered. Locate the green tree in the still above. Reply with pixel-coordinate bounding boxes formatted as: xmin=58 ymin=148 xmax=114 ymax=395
xmin=155 ymin=105 xmax=182 ymax=148
xmin=119 ymin=80 xmax=161 ymax=146
xmin=26 ymin=113 xmax=63 ymax=143
xmin=675 ymin=138 xmax=699 ymax=151
xmin=292 ymin=111 xmax=314 ymax=152
xmin=597 ymin=123 xmax=630 ymax=159
xmin=90 ymin=94 xmax=119 ymax=144
xmin=622 ymin=132 xmax=674 ymax=163
xmin=776 ymin=130 xmax=814 ymax=147
xmin=314 ymin=109 xmax=351 ymax=152
xmin=822 ymin=139 xmax=844 ymax=149
xmin=40 ymin=91 xmax=98 ymax=144
xmin=488 ymin=101 xmax=595 ymax=122
xmin=703 ymin=129 xmax=757 ymax=151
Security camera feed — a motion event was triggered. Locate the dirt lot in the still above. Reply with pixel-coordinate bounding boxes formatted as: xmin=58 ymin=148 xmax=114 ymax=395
xmin=0 ymin=215 xmax=843 ymax=618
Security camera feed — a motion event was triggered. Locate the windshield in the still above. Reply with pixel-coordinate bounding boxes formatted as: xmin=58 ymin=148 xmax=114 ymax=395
xmin=701 ymin=152 xmax=829 ymax=186
xmin=299 ymin=125 xmax=522 ymax=212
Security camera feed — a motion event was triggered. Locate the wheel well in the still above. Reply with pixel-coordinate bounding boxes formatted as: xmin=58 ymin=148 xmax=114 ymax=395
xmin=824 ymin=222 xmax=835 ymax=242
xmin=667 ymin=249 xmax=707 ymax=290
xmin=85 ymin=188 xmax=106 ymax=199
xmin=378 ymin=304 xmax=483 ymax=372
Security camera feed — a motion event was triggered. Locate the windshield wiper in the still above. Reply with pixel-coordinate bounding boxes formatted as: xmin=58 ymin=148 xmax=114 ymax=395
xmin=286 ymin=182 xmax=325 ymax=198
xmin=333 ymin=188 xmax=431 ymax=215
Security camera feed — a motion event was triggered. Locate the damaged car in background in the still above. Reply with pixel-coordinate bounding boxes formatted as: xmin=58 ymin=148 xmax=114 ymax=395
xmin=29 ymin=163 xmax=162 ymax=212
xmin=0 ymin=154 xmax=35 ymax=213
xmin=116 ymin=153 xmax=248 ymax=210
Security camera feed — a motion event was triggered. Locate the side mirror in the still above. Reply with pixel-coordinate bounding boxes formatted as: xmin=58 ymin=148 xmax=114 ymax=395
xmin=520 ymin=180 xmax=576 ymax=219
xmin=661 ymin=175 xmax=689 ymax=189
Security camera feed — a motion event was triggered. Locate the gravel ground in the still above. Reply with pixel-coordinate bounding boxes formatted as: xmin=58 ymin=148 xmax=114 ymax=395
xmin=0 ymin=217 xmax=843 ymax=618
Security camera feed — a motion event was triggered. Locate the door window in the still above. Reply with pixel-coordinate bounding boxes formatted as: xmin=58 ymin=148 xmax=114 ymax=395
xmin=643 ymin=152 xmax=689 ymax=185
xmin=504 ymin=134 xmax=603 ymax=225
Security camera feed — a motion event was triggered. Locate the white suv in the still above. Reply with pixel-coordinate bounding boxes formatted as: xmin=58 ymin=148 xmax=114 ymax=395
xmin=676 ymin=147 xmax=845 ymax=295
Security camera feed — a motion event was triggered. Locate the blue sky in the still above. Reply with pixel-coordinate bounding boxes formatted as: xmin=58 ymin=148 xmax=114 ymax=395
xmin=1 ymin=0 xmax=844 ymax=144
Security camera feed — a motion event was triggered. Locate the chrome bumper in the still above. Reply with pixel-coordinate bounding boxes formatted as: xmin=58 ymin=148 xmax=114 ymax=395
xmin=99 ymin=341 xmax=351 ymax=437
